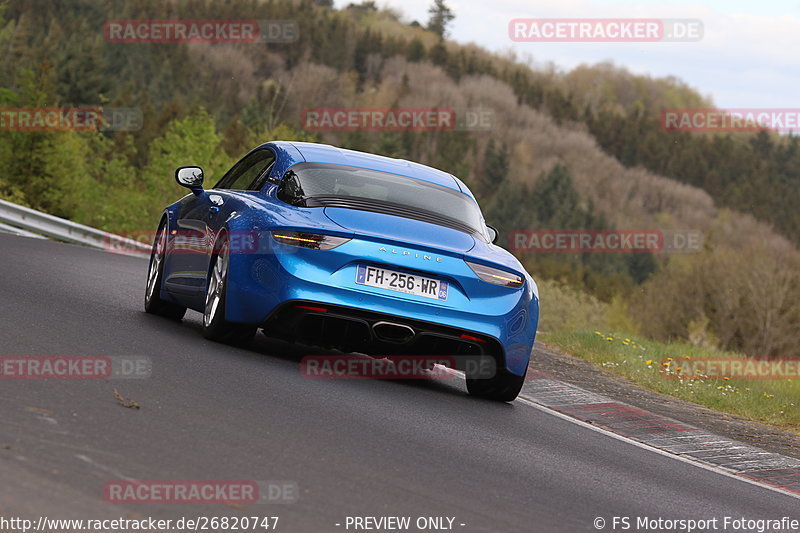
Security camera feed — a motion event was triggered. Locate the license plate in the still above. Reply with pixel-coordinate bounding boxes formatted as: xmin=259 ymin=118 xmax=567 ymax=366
xmin=356 ymin=265 xmax=448 ymax=301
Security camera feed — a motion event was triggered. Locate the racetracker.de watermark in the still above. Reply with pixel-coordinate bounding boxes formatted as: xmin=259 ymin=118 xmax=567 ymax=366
xmin=300 ymin=107 xmax=494 ymax=131
xmin=0 ymin=107 xmax=142 ymax=131
xmin=0 ymin=516 xmax=279 ymax=533
xmin=107 ymin=229 xmax=317 ymax=256
xmin=509 ymin=229 xmax=703 ymax=254
xmin=104 ymin=480 xmax=298 ymax=504
xmin=509 ymin=18 xmax=703 ymax=42
xmin=301 ymin=355 xmax=496 ymax=379
xmin=103 ymin=19 xmax=298 ymax=43
xmin=660 ymin=357 xmax=800 ymax=381
xmin=662 ymin=109 xmax=800 ymax=133
xmin=0 ymin=356 xmax=151 ymax=379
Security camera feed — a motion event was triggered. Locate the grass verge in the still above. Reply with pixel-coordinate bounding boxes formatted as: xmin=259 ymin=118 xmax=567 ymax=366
xmin=540 ymin=330 xmax=800 ymax=433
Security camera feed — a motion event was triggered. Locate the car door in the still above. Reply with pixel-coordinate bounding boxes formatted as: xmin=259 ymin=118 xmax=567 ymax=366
xmin=165 ymin=148 xmax=276 ymax=308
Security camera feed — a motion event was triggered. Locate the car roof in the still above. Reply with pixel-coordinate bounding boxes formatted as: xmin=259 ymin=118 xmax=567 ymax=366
xmin=260 ymin=141 xmax=473 ymax=197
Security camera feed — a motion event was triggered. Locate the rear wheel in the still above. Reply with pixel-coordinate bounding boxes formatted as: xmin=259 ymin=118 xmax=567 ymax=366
xmin=202 ymin=235 xmax=256 ymax=344
xmin=466 ymin=362 xmax=526 ymax=402
xmin=144 ymin=222 xmax=186 ymax=320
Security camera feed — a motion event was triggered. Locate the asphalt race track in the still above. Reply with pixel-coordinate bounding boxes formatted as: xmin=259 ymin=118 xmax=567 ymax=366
xmin=1 ymin=232 xmax=798 ymax=532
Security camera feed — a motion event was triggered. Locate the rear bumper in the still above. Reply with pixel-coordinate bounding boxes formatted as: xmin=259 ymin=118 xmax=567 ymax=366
xmin=262 ymin=300 xmax=502 ymax=370
xmin=224 ymin=248 xmax=538 ymax=376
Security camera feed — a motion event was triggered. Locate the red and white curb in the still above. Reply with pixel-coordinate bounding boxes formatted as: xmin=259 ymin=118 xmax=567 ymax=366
xmin=518 ymin=370 xmax=800 ymax=497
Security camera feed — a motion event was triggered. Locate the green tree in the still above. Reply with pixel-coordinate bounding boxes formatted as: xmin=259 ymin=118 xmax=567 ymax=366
xmin=479 ymin=139 xmax=509 ymax=197
xmin=376 ymin=131 xmax=406 ymax=158
xmin=407 ymin=38 xmax=426 ymax=62
xmin=427 ymin=0 xmax=454 ymax=38
xmin=141 ymin=108 xmax=232 ymax=222
xmin=529 ymin=164 xmax=582 ymax=228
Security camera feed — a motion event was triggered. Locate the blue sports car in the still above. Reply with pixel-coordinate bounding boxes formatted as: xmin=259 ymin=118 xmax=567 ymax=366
xmin=145 ymin=141 xmax=539 ymax=401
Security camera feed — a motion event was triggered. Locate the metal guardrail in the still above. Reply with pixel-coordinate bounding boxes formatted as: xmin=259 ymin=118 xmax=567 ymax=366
xmin=0 ymin=198 xmax=152 ymax=255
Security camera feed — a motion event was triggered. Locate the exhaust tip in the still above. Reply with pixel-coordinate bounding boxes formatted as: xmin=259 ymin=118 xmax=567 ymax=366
xmin=372 ymin=321 xmax=415 ymax=343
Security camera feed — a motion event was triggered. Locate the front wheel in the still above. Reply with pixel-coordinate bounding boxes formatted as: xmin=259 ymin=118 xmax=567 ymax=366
xmin=466 ymin=363 xmax=526 ymax=402
xmin=144 ymin=222 xmax=186 ymax=320
xmin=202 ymin=235 xmax=256 ymax=344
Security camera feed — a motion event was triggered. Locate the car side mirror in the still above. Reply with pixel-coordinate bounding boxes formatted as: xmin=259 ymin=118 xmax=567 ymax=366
xmin=486 ymin=224 xmax=499 ymax=244
xmin=175 ymin=166 xmax=204 ymax=194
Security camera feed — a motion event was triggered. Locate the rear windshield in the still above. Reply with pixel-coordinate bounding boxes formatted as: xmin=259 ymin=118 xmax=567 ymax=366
xmin=277 ymin=163 xmax=486 ymax=237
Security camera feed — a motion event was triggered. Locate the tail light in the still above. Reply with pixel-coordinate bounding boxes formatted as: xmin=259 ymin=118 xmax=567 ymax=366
xmin=466 ymin=261 xmax=524 ymax=289
xmin=271 ymin=231 xmax=351 ymax=251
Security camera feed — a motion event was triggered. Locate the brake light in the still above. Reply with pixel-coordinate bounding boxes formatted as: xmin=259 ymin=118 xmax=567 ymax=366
xmin=296 ymin=305 xmax=328 ymax=313
xmin=460 ymin=334 xmax=486 ymax=343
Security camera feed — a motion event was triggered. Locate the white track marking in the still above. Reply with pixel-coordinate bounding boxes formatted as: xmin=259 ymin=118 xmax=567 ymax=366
xmin=439 ymin=366 xmax=800 ymax=501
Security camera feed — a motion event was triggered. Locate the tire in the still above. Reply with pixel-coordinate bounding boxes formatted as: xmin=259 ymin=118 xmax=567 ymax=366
xmin=202 ymin=234 xmax=256 ymax=344
xmin=144 ymin=222 xmax=186 ymax=320
xmin=466 ymin=361 xmax=526 ymax=402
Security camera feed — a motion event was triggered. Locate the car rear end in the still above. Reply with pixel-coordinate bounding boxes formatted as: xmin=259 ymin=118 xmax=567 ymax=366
xmin=241 ymin=166 xmax=537 ymax=375
xmin=258 ymin=220 xmax=538 ymax=377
